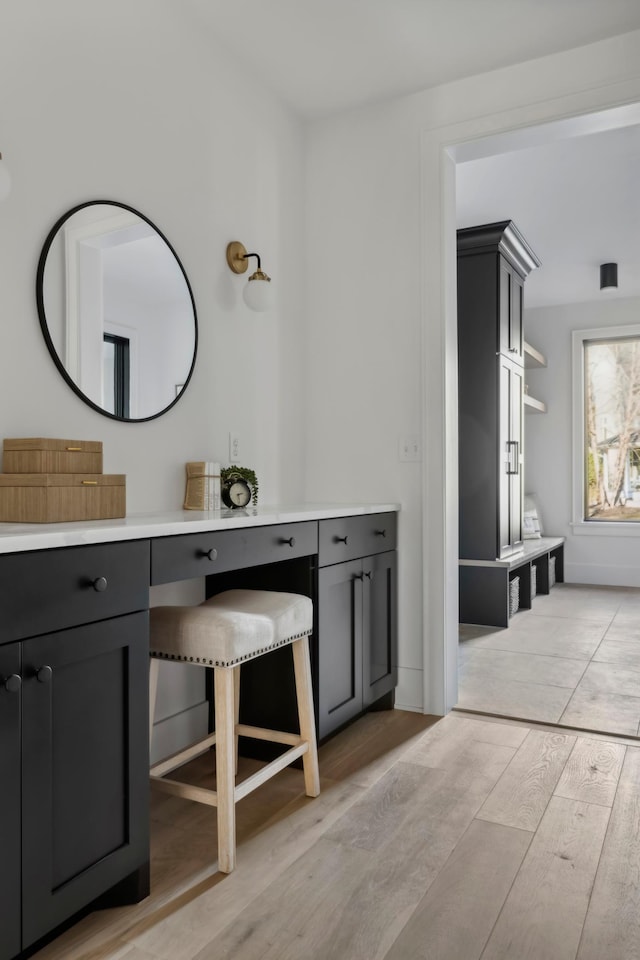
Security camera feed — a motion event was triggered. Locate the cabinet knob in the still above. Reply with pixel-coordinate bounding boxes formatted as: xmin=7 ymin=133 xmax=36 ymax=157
xmin=279 ymin=537 xmax=296 ymax=547
xmin=335 ymin=535 xmax=348 ymax=545
xmin=200 ymin=548 xmax=218 ymax=561
xmin=353 ymin=572 xmax=364 ymax=581
xmin=3 ymin=674 xmax=22 ymax=694
xmin=36 ymin=666 xmax=53 ymax=684
xmin=374 ymin=529 xmax=386 ymax=538
xmin=364 ymin=570 xmax=372 ymax=579
xmin=509 ymin=347 xmax=518 ymax=353
xmin=92 ymin=576 xmax=108 ymax=592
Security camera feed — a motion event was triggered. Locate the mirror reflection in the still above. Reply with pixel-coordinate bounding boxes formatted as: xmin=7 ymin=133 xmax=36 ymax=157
xmin=37 ymin=201 xmax=197 ymax=422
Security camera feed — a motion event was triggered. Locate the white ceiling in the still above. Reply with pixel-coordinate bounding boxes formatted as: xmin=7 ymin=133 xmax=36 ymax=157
xmin=184 ymin=0 xmax=640 ymax=118
xmin=182 ymin=0 xmax=640 ymax=307
xmin=456 ymin=121 xmax=640 ymax=307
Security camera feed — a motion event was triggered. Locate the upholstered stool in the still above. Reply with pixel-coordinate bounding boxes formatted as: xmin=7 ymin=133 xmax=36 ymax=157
xmin=148 ymin=589 xmax=320 ymax=874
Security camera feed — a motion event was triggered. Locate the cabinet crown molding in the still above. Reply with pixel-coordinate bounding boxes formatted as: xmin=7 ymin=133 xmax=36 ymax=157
xmin=457 ymin=220 xmax=541 ymax=279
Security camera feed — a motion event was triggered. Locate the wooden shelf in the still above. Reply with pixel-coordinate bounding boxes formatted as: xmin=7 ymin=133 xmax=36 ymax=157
xmin=524 ymin=340 xmax=546 ymax=368
xmin=524 ymin=394 xmax=546 ymax=414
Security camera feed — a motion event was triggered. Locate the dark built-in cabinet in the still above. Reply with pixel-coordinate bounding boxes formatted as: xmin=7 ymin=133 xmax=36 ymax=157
xmin=0 ymin=541 xmax=150 ymax=960
xmin=318 ymin=514 xmax=397 ymax=738
xmin=1 ymin=510 xmax=398 ymax=960
xmin=457 ymin=221 xmax=540 ymax=562
xmin=201 ymin=513 xmax=399 ymax=745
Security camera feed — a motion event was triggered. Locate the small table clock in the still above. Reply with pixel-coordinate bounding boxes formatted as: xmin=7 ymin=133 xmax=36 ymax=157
xmin=221 ymin=476 xmax=252 ymax=509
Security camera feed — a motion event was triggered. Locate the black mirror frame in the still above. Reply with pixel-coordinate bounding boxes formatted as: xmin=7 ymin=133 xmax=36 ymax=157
xmin=36 ymin=199 xmax=198 ymax=423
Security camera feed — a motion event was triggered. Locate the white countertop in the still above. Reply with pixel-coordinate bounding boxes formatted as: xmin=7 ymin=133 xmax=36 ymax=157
xmin=0 ymin=502 xmax=400 ymax=555
xmin=458 ymin=536 xmax=565 ymax=569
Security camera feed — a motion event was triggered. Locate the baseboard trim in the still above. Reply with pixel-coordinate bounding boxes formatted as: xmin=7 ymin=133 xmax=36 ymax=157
xmin=565 ymin=563 xmax=640 ymax=588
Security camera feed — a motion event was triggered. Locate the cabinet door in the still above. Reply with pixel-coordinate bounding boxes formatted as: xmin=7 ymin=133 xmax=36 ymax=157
xmin=21 ymin=612 xmax=149 ymax=949
xmin=0 ymin=644 xmax=21 ymax=960
xmin=317 ymin=560 xmax=363 ymax=739
xmin=498 ymin=259 xmax=523 ymax=363
xmin=362 ymin=551 xmax=397 ymax=707
xmin=498 ymin=357 xmax=511 ymax=557
xmin=498 ymin=357 xmax=523 ymax=558
xmin=509 ymin=364 xmax=524 ymax=551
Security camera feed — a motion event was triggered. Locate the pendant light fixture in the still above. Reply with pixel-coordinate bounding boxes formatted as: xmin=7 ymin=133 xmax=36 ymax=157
xmin=226 ymin=241 xmax=273 ymax=312
xmin=0 ymin=152 xmax=11 ymax=201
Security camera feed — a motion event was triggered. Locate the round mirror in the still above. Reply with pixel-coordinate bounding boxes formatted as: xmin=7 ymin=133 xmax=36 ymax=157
xmin=36 ymin=200 xmax=197 ymax=422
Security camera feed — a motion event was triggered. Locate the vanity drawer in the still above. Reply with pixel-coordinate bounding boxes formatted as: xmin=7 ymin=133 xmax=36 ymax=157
xmin=151 ymin=521 xmax=318 ymax=585
xmin=318 ymin=512 xmax=397 ymax=567
xmin=0 ymin=540 xmax=150 ymax=643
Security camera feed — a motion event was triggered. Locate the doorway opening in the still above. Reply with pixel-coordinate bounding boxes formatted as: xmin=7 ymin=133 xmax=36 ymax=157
xmin=442 ymin=100 xmax=640 ymax=738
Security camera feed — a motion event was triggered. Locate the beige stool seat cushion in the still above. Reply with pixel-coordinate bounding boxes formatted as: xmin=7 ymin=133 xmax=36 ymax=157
xmin=150 ymin=589 xmax=313 ymax=667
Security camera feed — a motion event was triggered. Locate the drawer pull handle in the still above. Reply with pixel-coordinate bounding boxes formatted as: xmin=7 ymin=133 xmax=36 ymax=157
xmin=36 ymin=665 xmax=53 ymax=685
xmin=92 ymin=576 xmax=108 ymax=592
xmin=353 ymin=572 xmax=364 ymax=581
xmin=201 ymin=548 xmax=218 ymax=561
xmin=66 ymin=446 xmax=82 ymax=451
xmin=81 ymin=480 xmax=98 ymax=485
xmin=2 ymin=674 xmax=22 ymax=694
xmin=364 ymin=570 xmax=372 ymax=579
xmin=335 ymin=535 xmax=348 ymax=545
xmin=279 ymin=537 xmax=296 ymax=547
xmin=375 ymin=529 xmax=386 ymax=538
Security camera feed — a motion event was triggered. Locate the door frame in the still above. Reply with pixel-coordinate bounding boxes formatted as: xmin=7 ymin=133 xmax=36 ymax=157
xmin=420 ymin=81 xmax=640 ymax=716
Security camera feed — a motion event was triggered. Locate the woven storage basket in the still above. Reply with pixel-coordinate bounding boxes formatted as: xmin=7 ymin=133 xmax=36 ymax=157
xmin=509 ymin=576 xmax=520 ymax=618
xmin=0 ymin=473 xmax=125 ymax=522
xmin=549 ymin=555 xmax=557 ymax=588
xmin=3 ymin=438 xmax=103 ymax=474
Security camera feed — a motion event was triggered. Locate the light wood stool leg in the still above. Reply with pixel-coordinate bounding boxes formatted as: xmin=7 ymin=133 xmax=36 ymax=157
xmin=214 ymin=666 xmax=237 ymax=873
xmin=292 ymin=636 xmax=320 ymax=798
xmin=233 ymin=664 xmax=241 ymax=777
xmin=149 ymin=658 xmax=160 ymax=752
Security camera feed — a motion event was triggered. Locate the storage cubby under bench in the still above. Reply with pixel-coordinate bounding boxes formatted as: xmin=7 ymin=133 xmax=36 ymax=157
xmin=459 ymin=536 xmax=565 ymax=628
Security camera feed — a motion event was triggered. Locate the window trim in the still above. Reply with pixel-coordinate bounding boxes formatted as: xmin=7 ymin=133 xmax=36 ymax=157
xmin=571 ymin=323 xmax=640 ymax=536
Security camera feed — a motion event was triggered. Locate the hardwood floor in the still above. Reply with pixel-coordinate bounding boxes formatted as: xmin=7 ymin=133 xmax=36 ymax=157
xmin=31 ymin=708 xmax=640 ymax=960
xmin=458 ymin=583 xmax=640 ymax=736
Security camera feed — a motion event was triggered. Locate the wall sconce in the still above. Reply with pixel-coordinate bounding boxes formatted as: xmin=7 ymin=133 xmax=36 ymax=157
xmin=0 ymin=152 xmax=11 ymax=202
xmin=600 ymin=262 xmax=618 ymax=290
xmin=226 ymin=241 xmax=273 ymax=312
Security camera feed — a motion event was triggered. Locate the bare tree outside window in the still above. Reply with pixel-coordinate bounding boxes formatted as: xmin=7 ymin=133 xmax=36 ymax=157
xmin=585 ymin=336 xmax=640 ymax=520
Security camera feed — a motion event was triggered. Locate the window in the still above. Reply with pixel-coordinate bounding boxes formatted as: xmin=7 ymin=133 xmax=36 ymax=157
xmin=574 ymin=325 xmax=640 ymax=524
xmin=103 ymin=333 xmax=130 ymax=419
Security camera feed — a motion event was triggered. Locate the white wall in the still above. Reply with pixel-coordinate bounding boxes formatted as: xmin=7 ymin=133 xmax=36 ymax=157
xmin=0 ymin=0 xmax=306 ymax=759
xmin=525 ymin=297 xmax=640 ymax=586
xmin=0 ymin=0 xmax=306 ymax=508
xmin=305 ymin=30 xmax=640 ymax=712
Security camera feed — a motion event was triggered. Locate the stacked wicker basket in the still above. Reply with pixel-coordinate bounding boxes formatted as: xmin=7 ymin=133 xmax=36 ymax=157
xmin=0 ymin=438 xmax=125 ymax=522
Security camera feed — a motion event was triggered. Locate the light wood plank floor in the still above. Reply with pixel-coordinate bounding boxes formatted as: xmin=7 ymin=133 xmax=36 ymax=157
xmin=458 ymin=582 xmax=640 ymax=737
xmin=31 ymin=709 xmax=640 ymax=960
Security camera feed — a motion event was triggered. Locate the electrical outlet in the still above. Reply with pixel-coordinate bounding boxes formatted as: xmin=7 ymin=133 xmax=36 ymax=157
xmin=229 ymin=431 xmax=241 ymax=462
xmin=399 ymin=435 xmax=421 ymax=462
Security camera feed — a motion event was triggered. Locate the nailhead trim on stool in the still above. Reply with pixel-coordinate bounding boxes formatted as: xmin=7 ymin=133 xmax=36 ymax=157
xmin=149 ymin=588 xmax=313 ymax=665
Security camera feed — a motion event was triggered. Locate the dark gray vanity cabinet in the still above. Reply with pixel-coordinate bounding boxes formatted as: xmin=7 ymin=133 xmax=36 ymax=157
xmin=0 ymin=540 xmax=150 ymax=960
xmin=317 ymin=514 xmax=397 ymax=739
xmin=0 ymin=644 xmax=21 ymax=960
xmin=457 ymin=221 xmax=540 ymax=562
xmin=363 ymin=549 xmax=398 ymax=707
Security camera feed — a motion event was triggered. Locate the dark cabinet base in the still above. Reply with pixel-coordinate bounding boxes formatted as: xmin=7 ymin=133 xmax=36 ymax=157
xmin=13 ymin=864 xmax=150 ymax=960
xmin=459 ymin=539 xmax=565 ymax=628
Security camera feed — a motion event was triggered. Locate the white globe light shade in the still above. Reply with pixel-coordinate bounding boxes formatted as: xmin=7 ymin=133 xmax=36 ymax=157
xmin=243 ymin=275 xmax=273 ymax=312
xmin=0 ymin=156 xmax=11 ymax=202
